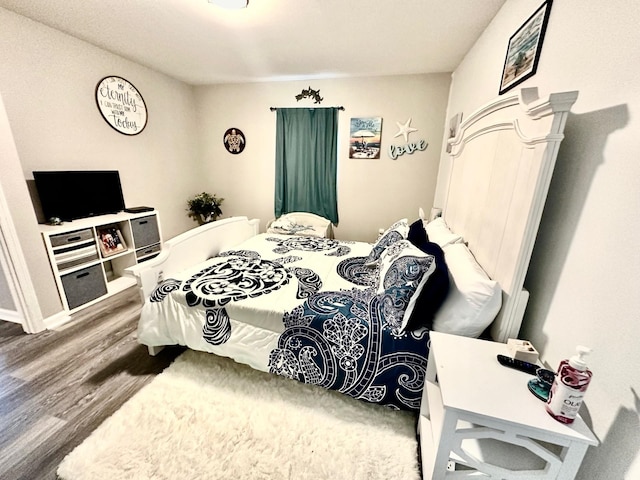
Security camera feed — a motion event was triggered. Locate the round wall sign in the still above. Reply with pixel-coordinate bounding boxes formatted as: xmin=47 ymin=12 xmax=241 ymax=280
xmin=223 ymin=128 xmax=246 ymax=154
xmin=95 ymin=76 xmax=147 ymax=135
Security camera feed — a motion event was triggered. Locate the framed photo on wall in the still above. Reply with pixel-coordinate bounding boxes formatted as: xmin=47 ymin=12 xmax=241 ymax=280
xmin=97 ymin=227 xmax=127 ymax=257
xmin=499 ymin=0 xmax=553 ymax=95
xmin=349 ymin=117 xmax=382 ymax=159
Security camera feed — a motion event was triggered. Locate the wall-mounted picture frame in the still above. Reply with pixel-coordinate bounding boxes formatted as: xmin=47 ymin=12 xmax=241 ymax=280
xmin=499 ymin=0 xmax=553 ymax=95
xmin=97 ymin=227 xmax=127 ymax=257
xmin=349 ymin=117 xmax=382 ymax=159
xmin=95 ymin=76 xmax=148 ymax=135
xmin=223 ymin=127 xmax=246 ymax=154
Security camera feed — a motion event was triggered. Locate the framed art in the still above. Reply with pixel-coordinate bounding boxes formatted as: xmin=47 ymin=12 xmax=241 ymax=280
xmin=223 ymin=128 xmax=246 ymax=154
xmin=349 ymin=117 xmax=382 ymax=159
xmin=97 ymin=227 xmax=127 ymax=257
xmin=499 ymin=0 xmax=553 ymax=95
xmin=95 ymin=76 xmax=148 ymax=135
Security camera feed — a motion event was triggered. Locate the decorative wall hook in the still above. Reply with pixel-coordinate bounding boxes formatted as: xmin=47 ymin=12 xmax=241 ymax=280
xmin=295 ymin=86 xmax=323 ymax=104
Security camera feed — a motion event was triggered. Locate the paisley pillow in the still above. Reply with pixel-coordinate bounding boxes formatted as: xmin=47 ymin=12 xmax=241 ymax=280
xmin=403 ymin=239 xmax=450 ymax=331
xmin=375 ymin=240 xmax=436 ymax=332
xmin=364 ymin=218 xmax=409 ymax=266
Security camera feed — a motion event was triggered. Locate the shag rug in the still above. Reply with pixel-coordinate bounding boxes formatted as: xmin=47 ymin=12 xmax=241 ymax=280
xmin=57 ymin=350 xmax=421 ymax=480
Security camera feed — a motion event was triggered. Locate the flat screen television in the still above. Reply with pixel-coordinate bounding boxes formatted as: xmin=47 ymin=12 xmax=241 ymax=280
xmin=33 ymin=170 xmax=126 ymax=222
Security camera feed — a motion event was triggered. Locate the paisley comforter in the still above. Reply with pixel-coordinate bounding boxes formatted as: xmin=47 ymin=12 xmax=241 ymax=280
xmin=138 ymin=233 xmax=431 ymax=411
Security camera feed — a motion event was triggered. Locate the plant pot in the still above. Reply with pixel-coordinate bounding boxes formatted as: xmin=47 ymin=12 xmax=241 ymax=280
xmin=195 ymin=214 xmax=218 ymax=225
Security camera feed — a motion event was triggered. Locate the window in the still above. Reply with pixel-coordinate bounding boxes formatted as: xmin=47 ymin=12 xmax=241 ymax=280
xmin=274 ymin=107 xmax=339 ymax=224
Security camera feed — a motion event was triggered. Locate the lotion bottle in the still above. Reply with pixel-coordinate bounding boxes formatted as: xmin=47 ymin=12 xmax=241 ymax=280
xmin=546 ymin=346 xmax=593 ymax=424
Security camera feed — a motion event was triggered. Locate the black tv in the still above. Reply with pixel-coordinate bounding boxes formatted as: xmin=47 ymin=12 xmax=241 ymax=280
xmin=33 ymin=170 xmax=126 ymax=222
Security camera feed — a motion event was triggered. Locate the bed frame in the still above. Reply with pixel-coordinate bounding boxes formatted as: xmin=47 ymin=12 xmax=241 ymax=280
xmin=440 ymin=87 xmax=577 ymax=342
xmin=125 ymin=87 xmax=577 ymax=347
xmin=126 ymin=217 xmax=260 ymax=301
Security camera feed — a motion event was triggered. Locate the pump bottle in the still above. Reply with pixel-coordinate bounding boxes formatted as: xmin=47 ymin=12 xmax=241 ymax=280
xmin=546 ymin=346 xmax=593 ymax=424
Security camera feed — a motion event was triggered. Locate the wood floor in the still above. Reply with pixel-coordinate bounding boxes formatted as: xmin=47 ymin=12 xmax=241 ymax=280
xmin=0 ymin=288 xmax=184 ymax=480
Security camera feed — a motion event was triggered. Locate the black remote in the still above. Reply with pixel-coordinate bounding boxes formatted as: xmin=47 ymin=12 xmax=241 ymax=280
xmin=496 ymin=354 xmax=539 ymax=375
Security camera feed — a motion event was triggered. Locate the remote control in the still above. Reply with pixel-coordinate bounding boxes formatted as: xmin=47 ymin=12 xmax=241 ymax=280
xmin=496 ymin=354 xmax=540 ymax=375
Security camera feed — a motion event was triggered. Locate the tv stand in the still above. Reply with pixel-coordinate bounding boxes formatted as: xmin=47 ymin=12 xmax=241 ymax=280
xmin=40 ymin=210 xmax=162 ymax=313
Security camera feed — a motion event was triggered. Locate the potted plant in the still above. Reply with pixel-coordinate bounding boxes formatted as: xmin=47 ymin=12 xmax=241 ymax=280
xmin=187 ymin=192 xmax=224 ymax=225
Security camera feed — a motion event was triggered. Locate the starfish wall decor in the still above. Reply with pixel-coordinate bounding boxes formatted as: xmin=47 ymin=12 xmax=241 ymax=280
xmin=393 ymin=118 xmax=418 ymax=143
xmin=388 ymin=117 xmax=428 ymax=160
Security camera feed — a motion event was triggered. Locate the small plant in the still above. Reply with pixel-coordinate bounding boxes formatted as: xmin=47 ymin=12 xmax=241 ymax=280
xmin=187 ymin=192 xmax=224 ymax=225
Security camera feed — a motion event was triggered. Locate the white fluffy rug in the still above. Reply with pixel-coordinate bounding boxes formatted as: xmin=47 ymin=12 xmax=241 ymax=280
xmin=58 ymin=350 xmax=421 ymax=480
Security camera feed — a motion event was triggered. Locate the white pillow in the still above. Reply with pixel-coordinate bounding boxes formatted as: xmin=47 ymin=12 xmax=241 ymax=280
xmin=424 ymin=217 xmax=463 ymax=248
xmin=432 ymin=243 xmax=502 ymax=338
xmin=267 ymin=213 xmax=331 ymax=237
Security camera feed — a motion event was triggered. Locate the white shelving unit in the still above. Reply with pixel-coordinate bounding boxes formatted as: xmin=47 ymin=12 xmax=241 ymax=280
xmin=419 ymin=332 xmax=598 ymax=479
xmin=40 ymin=210 xmax=162 ymax=312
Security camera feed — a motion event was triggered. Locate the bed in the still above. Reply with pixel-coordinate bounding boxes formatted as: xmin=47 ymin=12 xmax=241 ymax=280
xmin=125 ymin=88 xmax=578 ymax=412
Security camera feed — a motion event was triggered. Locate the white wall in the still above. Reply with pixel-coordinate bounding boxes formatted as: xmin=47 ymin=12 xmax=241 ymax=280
xmin=0 ymin=84 xmax=59 ymax=320
xmin=0 ymin=8 xmax=202 ymax=317
xmin=438 ymin=1 xmax=640 ymax=477
xmin=195 ymin=74 xmax=451 ymax=241
xmin=0 ymin=8 xmax=201 ymax=240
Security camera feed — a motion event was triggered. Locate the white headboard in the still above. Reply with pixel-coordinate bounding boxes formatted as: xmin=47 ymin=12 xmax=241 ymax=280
xmin=442 ymin=88 xmax=578 ymax=342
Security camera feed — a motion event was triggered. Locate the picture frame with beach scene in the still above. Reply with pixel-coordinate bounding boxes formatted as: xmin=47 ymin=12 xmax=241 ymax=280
xmin=499 ymin=0 xmax=553 ymax=95
xmin=349 ymin=117 xmax=383 ymax=159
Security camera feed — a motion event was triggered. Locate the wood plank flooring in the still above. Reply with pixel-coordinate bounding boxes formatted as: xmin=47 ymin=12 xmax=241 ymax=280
xmin=0 ymin=288 xmax=184 ymax=480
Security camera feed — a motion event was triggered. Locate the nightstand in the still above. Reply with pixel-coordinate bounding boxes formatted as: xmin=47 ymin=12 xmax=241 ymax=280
xmin=418 ymin=332 xmax=598 ymax=479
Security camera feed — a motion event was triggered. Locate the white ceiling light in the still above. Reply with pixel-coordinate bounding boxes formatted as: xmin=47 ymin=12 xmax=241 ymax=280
xmin=208 ymin=0 xmax=249 ymax=9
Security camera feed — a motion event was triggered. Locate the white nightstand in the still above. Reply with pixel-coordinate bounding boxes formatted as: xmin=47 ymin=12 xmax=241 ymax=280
xmin=418 ymin=332 xmax=598 ymax=479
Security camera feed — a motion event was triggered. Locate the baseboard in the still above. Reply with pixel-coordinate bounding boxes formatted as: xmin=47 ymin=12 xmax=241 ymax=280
xmin=43 ymin=310 xmax=72 ymax=330
xmin=0 ymin=307 xmax=22 ymax=323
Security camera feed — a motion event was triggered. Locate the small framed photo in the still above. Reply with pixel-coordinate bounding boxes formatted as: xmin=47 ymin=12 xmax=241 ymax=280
xmin=349 ymin=117 xmax=382 ymax=159
xmin=499 ymin=0 xmax=553 ymax=95
xmin=97 ymin=227 xmax=127 ymax=257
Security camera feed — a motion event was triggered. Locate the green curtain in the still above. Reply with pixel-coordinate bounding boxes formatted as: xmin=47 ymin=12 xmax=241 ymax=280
xmin=274 ymin=107 xmax=339 ymax=224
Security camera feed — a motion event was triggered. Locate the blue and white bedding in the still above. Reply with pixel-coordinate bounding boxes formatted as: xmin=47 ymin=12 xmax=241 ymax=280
xmin=138 ymin=233 xmax=434 ymax=411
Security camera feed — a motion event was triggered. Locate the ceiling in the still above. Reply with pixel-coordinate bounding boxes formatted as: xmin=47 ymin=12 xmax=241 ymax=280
xmin=0 ymin=0 xmax=506 ymax=86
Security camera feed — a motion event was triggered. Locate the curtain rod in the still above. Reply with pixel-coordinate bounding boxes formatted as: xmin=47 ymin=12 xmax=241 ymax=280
xmin=270 ymin=106 xmax=344 ymax=111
